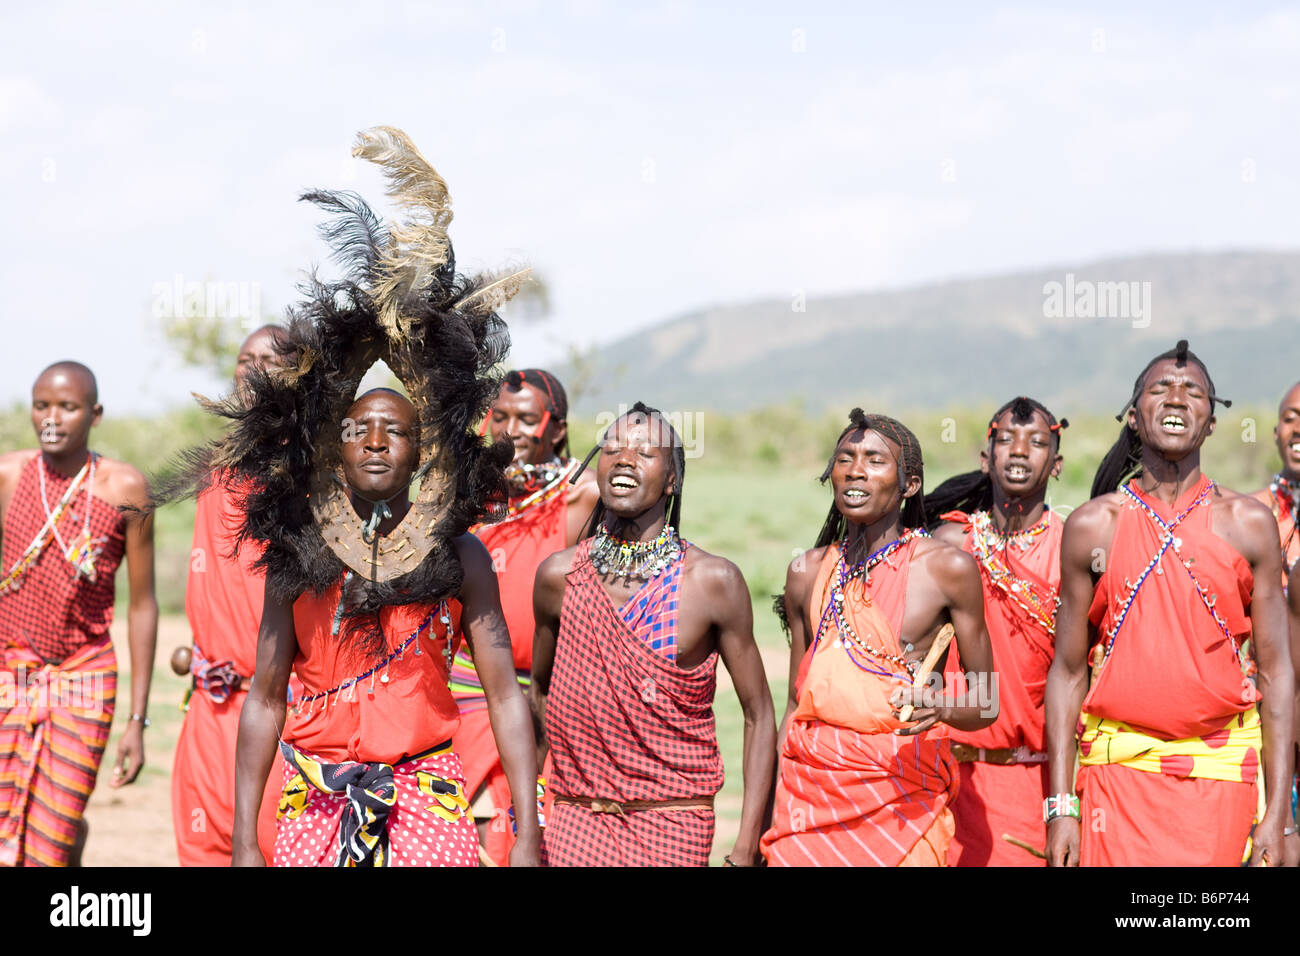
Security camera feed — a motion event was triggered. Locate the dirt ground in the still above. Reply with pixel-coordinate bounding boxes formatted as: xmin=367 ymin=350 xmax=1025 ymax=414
xmin=82 ymin=615 xmax=192 ymax=867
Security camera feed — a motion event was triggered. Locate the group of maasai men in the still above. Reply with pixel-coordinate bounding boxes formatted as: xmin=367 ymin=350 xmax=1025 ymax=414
xmin=1 ymin=332 xmax=1297 ymax=867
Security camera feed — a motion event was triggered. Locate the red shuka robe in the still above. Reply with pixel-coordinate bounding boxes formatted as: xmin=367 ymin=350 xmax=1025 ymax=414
xmin=1079 ymin=476 xmax=1259 ymax=866
xmin=274 ymin=582 xmax=471 ymax=865
xmin=761 ymin=537 xmax=957 ymax=867
xmin=456 ymin=469 xmax=572 ymax=865
xmin=171 ymin=481 xmax=282 ymax=866
xmin=944 ymin=510 xmax=1061 ymax=867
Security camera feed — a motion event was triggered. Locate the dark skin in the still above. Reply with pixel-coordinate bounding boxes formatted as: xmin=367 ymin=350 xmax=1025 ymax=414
xmin=0 ymin=364 xmax=157 ymax=864
xmin=487 ymin=381 xmax=599 ymax=546
xmin=1044 ymin=358 xmax=1295 ymax=867
xmin=174 ymin=327 xmax=292 ymax=678
xmin=233 ymin=326 xmax=288 ymax=391
xmin=531 ymin=413 xmax=776 ymax=866
xmin=1249 ymin=381 xmax=1300 ymax=565
xmin=779 ymin=428 xmax=996 ymax=751
xmin=232 ymin=391 xmax=540 ymax=866
xmin=932 ymin=407 xmax=1064 ymax=550
xmin=1288 ymin=561 xmax=1300 ymax=867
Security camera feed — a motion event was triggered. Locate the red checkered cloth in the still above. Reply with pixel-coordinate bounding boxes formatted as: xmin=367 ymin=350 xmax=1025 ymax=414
xmin=0 ymin=454 xmax=125 ymax=663
xmin=541 ymin=539 xmax=723 ymax=867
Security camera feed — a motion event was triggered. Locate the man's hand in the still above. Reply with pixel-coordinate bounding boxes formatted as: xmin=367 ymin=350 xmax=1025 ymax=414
xmin=508 ymin=828 xmax=541 ymax=867
xmin=725 ymin=842 xmax=762 ymax=866
xmin=1046 ymin=816 xmax=1081 ymax=867
xmin=1249 ymin=816 xmax=1285 ymax=867
xmin=889 ymin=685 xmax=944 ymax=736
xmin=231 ymin=841 xmax=267 ymax=867
xmin=110 ymin=721 xmax=145 ymax=787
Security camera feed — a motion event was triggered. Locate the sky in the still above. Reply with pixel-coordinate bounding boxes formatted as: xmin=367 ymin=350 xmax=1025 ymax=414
xmin=1 ymin=1 xmax=1297 ymax=414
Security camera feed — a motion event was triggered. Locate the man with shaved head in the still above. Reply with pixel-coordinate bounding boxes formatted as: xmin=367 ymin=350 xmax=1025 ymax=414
xmin=233 ymin=388 xmax=540 ymax=866
xmin=1250 ymin=381 xmax=1300 ymax=584
xmin=1250 ymin=380 xmax=1300 ymax=867
xmin=172 ymin=325 xmax=292 ymax=866
xmin=0 ymin=360 xmax=158 ymax=867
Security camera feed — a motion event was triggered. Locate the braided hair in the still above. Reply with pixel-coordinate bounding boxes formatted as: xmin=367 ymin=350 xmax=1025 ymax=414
xmin=813 ymin=408 xmax=926 ymax=547
xmin=924 ymin=396 xmax=1068 ymax=529
xmin=501 ymin=367 xmax=570 ymax=457
xmin=1090 ymin=339 xmax=1231 ymax=498
xmin=573 ymin=401 xmax=685 ymax=539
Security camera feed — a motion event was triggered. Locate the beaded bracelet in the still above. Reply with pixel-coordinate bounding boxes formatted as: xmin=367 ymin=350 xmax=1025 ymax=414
xmin=1043 ymin=793 xmax=1080 ymax=823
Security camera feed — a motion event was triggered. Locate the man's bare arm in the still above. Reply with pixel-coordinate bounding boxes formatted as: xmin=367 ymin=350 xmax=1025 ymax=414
xmin=779 ymin=552 xmax=818 ymax=724
xmin=710 ymin=559 xmax=776 ymax=866
xmin=1287 ymin=564 xmax=1300 ymax=867
xmin=530 ymin=549 xmax=570 ymax=766
xmin=233 ymin=580 xmax=296 ymax=866
xmin=1232 ymin=500 xmax=1295 ymax=866
xmin=1044 ymin=502 xmax=1108 ymax=867
xmin=111 ymin=466 xmax=157 ymax=788
xmin=455 ymin=534 xmax=540 ymax=866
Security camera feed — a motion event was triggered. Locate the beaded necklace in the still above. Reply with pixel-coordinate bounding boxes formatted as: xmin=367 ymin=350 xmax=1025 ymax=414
xmin=967 ymin=510 xmax=1058 ymax=635
xmin=493 ymin=459 xmax=578 ymax=526
xmin=590 ymin=523 xmax=683 ymax=582
xmin=1268 ymin=473 xmax=1299 ymax=571
xmin=298 ymin=584 xmax=454 ymax=715
xmin=0 ymin=454 xmax=97 ymax=594
xmin=1103 ymin=479 xmax=1244 ymax=667
xmin=814 ymin=527 xmax=930 ymax=678
xmin=505 ymin=456 xmax=570 ymax=497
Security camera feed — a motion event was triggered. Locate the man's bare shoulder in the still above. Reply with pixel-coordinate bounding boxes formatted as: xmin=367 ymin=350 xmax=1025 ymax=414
xmin=1213 ymin=485 xmax=1282 ymax=540
xmin=682 ymin=544 xmax=747 ymax=594
xmin=914 ymin=534 xmax=979 ymax=581
xmin=95 ymin=456 xmax=151 ymax=510
xmin=537 ymin=543 xmax=580 ymax=583
xmin=1063 ymin=493 xmax=1122 ymax=536
xmin=1247 ymin=486 xmax=1274 ymax=507
xmin=452 ymin=530 xmax=492 ymax=569
xmin=0 ymin=449 xmax=38 ymax=479
xmin=565 ymin=467 xmax=599 ymax=502
xmin=931 ymin=520 xmax=968 ymax=548
xmin=784 ymin=543 xmax=829 ymax=602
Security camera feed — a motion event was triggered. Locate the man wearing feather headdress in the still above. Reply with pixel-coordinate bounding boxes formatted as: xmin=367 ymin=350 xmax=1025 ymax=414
xmin=151 ymin=126 xmax=538 ymax=867
xmin=453 ymin=368 xmax=598 ymax=865
xmin=0 ymin=361 xmax=158 ymax=867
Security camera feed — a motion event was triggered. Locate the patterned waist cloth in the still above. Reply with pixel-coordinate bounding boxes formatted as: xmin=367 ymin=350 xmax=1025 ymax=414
xmin=275 ymin=739 xmax=473 ymax=867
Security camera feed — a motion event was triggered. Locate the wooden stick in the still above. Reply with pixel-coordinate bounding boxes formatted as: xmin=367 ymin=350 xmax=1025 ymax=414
xmin=1002 ymin=833 xmax=1047 ymax=860
xmin=898 ymin=623 xmax=954 ymax=722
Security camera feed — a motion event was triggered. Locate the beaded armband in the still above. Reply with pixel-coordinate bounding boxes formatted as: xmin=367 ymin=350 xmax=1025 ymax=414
xmin=1043 ymin=793 xmax=1081 ymax=823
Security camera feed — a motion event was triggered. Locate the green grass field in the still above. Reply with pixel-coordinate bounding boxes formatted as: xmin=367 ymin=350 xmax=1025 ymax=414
xmin=1 ymin=398 xmax=1286 ymax=864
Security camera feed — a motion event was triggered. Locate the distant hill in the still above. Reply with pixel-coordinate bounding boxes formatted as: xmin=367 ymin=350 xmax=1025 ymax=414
xmin=563 ymin=251 xmax=1300 ymax=418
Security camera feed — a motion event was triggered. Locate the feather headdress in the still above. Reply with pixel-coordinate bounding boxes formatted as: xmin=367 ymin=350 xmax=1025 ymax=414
xmin=152 ymin=127 xmax=525 ymax=632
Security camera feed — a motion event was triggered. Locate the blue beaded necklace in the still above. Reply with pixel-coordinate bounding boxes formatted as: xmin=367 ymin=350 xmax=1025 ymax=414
xmin=1103 ymin=479 xmax=1243 ymax=667
xmin=814 ymin=527 xmax=930 ymax=678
